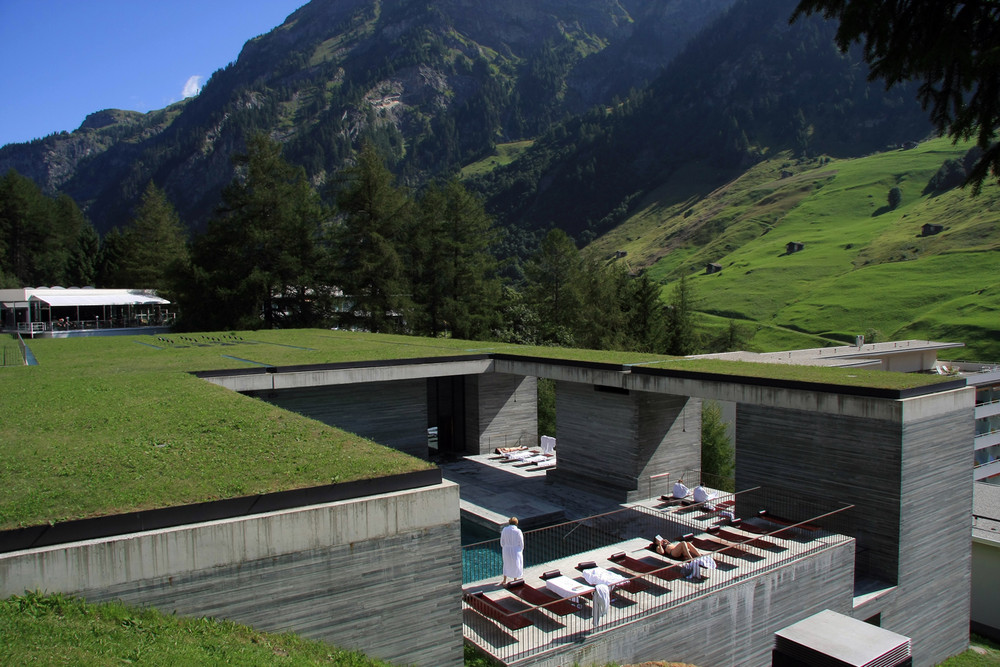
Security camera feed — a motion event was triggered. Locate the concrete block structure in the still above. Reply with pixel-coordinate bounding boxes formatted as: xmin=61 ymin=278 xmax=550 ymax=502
xmin=1 ymin=482 xmax=463 ymax=667
xmin=3 ymin=341 xmax=978 ymax=667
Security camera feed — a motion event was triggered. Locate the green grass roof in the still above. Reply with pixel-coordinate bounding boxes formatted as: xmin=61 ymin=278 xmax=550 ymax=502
xmin=0 ymin=329 xmax=958 ymax=531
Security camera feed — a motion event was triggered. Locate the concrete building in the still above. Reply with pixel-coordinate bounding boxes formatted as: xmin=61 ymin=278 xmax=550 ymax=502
xmin=0 ymin=286 xmax=174 ymax=337
xmin=973 ymin=482 xmax=1000 ymax=641
xmin=0 ymin=344 xmax=976 ymax=666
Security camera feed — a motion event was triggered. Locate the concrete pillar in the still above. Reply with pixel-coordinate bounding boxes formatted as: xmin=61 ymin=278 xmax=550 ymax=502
xmin=464 ymin=373 xmax=537 ymax=454
xmin=735 ymin=387 xmax=974 ymax=667
xmin=548 ymin=381 xmax=701 ymax=501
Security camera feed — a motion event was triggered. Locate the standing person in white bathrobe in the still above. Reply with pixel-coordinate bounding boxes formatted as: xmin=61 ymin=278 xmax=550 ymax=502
xmin=499 ymin=517 xmax=524 ymax=586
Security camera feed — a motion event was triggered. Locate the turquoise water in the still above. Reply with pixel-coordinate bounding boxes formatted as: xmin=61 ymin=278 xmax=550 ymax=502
xmin=460 ymin=518 xmax=616 ymax=584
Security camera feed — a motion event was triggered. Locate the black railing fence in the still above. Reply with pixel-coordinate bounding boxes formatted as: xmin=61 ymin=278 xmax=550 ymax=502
xmin=462 ymin=486 xmax=854 ymax=664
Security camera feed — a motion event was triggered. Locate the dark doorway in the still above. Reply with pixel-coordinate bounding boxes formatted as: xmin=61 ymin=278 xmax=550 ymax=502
xmin=428 ymin=376 xmax=466 ymax=456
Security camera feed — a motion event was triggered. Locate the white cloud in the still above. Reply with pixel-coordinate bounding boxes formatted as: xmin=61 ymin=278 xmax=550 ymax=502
xmin=182 ymin=75 xmax=204 ymax=99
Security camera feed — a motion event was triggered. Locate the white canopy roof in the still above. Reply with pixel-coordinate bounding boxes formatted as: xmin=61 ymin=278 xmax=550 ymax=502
xmin=31 ymin=293 xmax=169 ymax=307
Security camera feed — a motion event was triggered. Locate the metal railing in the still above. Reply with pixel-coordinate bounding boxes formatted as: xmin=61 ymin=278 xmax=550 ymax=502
xmin=462 ymin=488 xmax=854 ymax=664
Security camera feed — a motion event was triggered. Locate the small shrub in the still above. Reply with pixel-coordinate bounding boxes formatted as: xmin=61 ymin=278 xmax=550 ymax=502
xmin=887 ymin=186 xmax=902 ymax=210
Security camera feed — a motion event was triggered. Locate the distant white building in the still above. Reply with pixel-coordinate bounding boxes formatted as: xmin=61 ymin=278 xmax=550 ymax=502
xmin=0 ymin=286 xmax=173 ymax=338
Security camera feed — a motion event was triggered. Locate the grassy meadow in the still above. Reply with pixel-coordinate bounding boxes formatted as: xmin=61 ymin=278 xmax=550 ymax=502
xmin=0 ymin=592 xmax=393 ymax=666
xmin=0 ymin=328 xmax=957 ymax=531
xmin=592 ymin=138 xmax=1000 ymax=359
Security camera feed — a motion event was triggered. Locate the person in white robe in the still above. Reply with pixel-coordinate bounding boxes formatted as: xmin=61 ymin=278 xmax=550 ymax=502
xmin=592 ymin=583 xmax=610 ymax=629
xmin=672 ymin=479 xmax=690 ymax=499
xmin=499 ymin=517 xmax=524 ymax=586
xmin=693 ymin=485 xmax=717 ymax=504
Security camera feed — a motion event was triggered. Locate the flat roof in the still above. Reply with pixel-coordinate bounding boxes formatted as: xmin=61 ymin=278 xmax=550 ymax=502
xmin=974 ymin=482 xmax=1000 ymax=544
xmin=690 ymin=339 xmax=964 ymax=368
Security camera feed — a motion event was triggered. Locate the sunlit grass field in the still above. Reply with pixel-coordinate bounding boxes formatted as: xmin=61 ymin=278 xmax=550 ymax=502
xmin=0 ymin=592 xmax=394 ymax=667
xmin=0 ymin=329 xmax=957 ymax=531
xmin=595 ymin=138 xmax=1000 ymax=360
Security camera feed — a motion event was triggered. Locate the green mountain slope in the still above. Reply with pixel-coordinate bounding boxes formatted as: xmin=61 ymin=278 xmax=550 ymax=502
xmin=592 ymin=137 xmax=1000 ymax=359
xmin=0 ymin=0 xmax=735 ymax=234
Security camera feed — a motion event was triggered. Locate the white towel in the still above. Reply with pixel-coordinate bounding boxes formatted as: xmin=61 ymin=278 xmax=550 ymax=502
xmin=540 ymin=435 xmax=556 ymax=455
xmin=684 ymin=555 xmax=717 ymax=580
xmin=592 ymin=584 xmax=610 ymax=628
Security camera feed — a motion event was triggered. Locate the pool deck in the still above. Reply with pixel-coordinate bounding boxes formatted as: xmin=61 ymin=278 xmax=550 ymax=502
xmin=440 ymin=452 xmax=623 ymax=531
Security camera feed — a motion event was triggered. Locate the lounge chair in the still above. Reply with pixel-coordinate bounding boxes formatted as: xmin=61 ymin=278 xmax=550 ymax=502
xmin=684 ymin=534 xmax=763 ymax=562
xmin=575 ymin=560 xmax=648 ymax=594
xmin=757 ymin=509 xmax=820 ymax=531
xmin=608 ymin=551 xmax=683 ymax=582
xmin=504 ymin=579 xmax=579 ymax=616
xmin=707 ymin=525 xmax=786 ymax=552
xmin=463 ymin=591 xmax=533 ymax=630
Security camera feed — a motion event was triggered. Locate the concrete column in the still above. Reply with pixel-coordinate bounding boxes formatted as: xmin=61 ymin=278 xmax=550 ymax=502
xmin=548 ymin=381 xmax=701 ymax=501
xmin=465 ymin=373 xmax=537 ymax=454
xmin=735 ymin=388 xmax=974 ymax=667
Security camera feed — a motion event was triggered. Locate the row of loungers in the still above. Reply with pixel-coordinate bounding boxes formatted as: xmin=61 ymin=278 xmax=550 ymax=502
xmin=464 ymin=514 xmax=805 ymax=633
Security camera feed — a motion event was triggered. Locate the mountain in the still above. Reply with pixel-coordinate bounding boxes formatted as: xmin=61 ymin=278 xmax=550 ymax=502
xmin=587 ymin=136 xmax=1000 ymax=360
xmin=0 ymin=0 xmax=736 ymax=234
xmin=472 ymin=0 xmax=932 ymax=246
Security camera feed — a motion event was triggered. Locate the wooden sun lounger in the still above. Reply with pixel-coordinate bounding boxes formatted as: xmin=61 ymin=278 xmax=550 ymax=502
xmin=608 ymin=551 xmax=683 ymax=582
xmin=575 ymin=560 xmax=649 ymax=594
xmin=464 ymin=591 xmax=533 ymax=630
xmin=504 ymin=580 xmax=579 ymax=616
xmin=686 ymin=535 xmax=763 ymax=562
xmin=708 ymin=526 xmax=786 ymax=552
xmin=757 ymin=510 xmax=820 ymax=531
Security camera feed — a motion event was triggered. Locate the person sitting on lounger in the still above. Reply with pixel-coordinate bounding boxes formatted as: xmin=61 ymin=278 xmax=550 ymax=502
xmin=654 ymin=535 xmax=703 ymax=560
xmin=672 ymin=479 xmax=690 ymax=499
xmin=693 ymin=484 xmax=717 ymax=504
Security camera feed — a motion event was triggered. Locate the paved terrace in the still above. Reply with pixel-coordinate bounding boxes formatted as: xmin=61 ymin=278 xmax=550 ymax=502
xmin=455 ymin=476 xmax=854 ymax=665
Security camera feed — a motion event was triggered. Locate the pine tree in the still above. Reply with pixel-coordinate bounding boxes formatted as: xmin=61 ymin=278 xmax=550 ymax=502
xmin=665 ymin=274 xmax=700 ymax=355
xmin=182 ymin=133 xmax=325 ymax=330
xmin=332 ymin=143 xmax=412 ymax=333
xmin=412 ymin=179 xmax=501 ymax=339
xmin=117 ymin=183 xmax=189 ymax=292
xmin=523 ymin=229 xmax=585 ymax=346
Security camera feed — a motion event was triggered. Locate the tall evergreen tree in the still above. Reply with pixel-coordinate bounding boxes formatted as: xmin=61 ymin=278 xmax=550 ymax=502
xmin=523 ymin=229 xmax=585 ymax=346
xmin=665 ymin=274 xmax=700 ymax=355
xmin=0 ymin=169 xmax=81 ymax=286
xmin=625 ymin=272 xmax=669 ymax=353
xmin=66 ymin=220 xmax=100 ymax=287
xmin=332 ymin=143 xmax=412 ymax=333
xmin=96 ymin=228 xmax=127 ymax=288
xmin=180 ymin=133 xmax=325 ymax=330
xmin=411 ymin=179 xmax=501 ymax=339
xmin=117 ymin=183 xmax=189 ymax=293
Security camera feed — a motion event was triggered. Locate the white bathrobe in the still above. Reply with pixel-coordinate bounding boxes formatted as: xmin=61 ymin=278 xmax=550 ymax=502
xmin=592 ymin=584 xmax=610 ymax=628
xmin=500 ymin=524 xmax=524 ymax=579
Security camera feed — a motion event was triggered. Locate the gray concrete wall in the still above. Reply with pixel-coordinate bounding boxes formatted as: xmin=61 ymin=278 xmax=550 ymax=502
xmin=892 ymin=391 xmax=975 ymax=665
xmin=513 ymin=541 xmax=855 ymax=667
xmin=548 ymin=382 xmax=701 ymax=501
xmin=972 ymin=538 xmax=1000 ymax=641
xmin=735 ymin=402 xmax=903 ymax=582
xmin=0 ymin=483 xmax=464 ymax=667
xmin=465 ymin=373 xmax=538 ymax=454
xmin=248 ymin=379 xmax=428 ymax=458
xmin=735 ymin=388 xmax=974 ymax=667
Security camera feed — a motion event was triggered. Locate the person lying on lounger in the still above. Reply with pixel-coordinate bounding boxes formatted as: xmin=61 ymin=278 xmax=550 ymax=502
xmin=654 ymin=535 xmax=703 ymax=560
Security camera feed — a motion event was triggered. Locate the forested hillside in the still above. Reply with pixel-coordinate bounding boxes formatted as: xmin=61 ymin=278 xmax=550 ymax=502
xmin=473 ymin=0 xmax=931 ymax=248
xmin=0 ymin=0 xmax=734 ymax=235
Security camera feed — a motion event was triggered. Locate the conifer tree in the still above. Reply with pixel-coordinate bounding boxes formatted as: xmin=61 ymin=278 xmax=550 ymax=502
xmin=665 ymin=274 xmax=699 ymax=355
xmin=117 ymin=182 xmax=189 ymax=292
xmin=523 ymin=229 xmax=585 ymax=346
xmin=411 ymin=179 xmax=501 ymax=339
xmin=332 ymin=143 xmax=412 ymax=333
xmin=182 ymin=133 xmax=325 ymax=330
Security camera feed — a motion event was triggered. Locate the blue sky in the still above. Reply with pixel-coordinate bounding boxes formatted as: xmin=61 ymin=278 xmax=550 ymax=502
xmin=0 ymin=0 xmax=307 ymax=147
